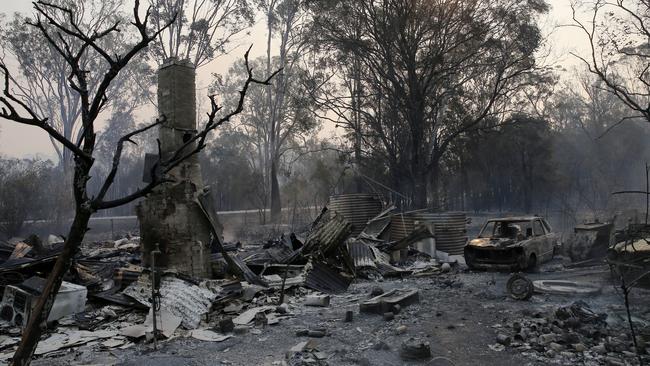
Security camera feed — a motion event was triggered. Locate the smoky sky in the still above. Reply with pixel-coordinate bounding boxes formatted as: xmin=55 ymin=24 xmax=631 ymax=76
xmin=0 ymin=0 xmax=591 ymax=161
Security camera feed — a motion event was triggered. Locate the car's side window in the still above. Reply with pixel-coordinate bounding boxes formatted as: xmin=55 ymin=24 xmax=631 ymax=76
xmin=533 ymin=220 xmax=545 ymax=236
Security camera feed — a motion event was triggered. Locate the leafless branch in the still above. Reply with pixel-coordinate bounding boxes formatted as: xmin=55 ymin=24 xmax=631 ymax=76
xmin=92 ymin=46 xmax=281 ymax=210
xmin=0 ymin=63 xmax=90 ymax=161
xmin=570 ymin=1 xmax=650 ymax=124
xmin=596 ymin=115 xmax=645 ymax=139
xmin=94 ymin=116 xmax=168 ymax=202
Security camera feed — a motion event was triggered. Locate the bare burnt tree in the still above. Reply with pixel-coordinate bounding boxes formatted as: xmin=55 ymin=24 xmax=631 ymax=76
xmin=0 ymin=1 xmax=277 ymax=364
xmin=0 ymin=1 xmax=154 ymax=174
xmin=212 ymin=0 xmax=316 ymax=223
xmin=310 ymin=0 xmax=548 ymax=208
xmin=262 ymin=0 xmax=312 ymax=223
xmin=148 ymin=0 xmax=254 ymax=67
xmin=571 ymin=0 xmax=650 ymax=129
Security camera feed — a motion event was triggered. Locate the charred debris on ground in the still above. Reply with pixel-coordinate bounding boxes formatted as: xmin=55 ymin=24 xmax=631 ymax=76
xmin=0 ymin=197 xmax=649 ymax=365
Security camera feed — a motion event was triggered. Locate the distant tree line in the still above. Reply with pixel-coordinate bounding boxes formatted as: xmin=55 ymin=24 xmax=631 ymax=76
xmin=1 ymin=0 xmax=649 ymax=236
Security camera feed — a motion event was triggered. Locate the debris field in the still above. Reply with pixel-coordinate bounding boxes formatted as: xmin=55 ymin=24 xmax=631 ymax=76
xmin=0 ymin=198 xmax=649 ymax=366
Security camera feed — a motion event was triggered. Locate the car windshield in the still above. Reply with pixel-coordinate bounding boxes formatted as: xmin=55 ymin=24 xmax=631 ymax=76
xmin=479 ymin=220 xmax=535 ymax=239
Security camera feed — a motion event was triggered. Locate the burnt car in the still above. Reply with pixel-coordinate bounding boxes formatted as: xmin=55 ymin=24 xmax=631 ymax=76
xmin=464 ymin=216 xmax=558 ymax=271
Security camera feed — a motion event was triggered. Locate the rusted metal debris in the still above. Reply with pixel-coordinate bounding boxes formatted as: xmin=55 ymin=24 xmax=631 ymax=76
xmin=0 ymin=197 xmax=470 ymax=362
xmin=387 ymin=224 xmax=434 ymax=252
xmin=302 ymin=213 xmax=352 ymax=257
xmin=569 ymin=222 xmax=614 ymax=262
xmin=304 ymin=261 xmax=351 ymax=294
xmin=607 ymin=223 xmax=650 ymax=288
xmin=123 ymin=273 xmax=217 ymax=329
xmin=0 ymin=276 xmax=87 ymax=327
xmin=465 ymin=216 xmax=558 ymax=271
xmin=229 ymin=255 xmax=267 ymax=287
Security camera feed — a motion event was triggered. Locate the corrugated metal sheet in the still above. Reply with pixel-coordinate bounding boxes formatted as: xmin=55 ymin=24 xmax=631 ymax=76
xmin=304 ymin=261 xmax=351 ymax=294
xmin=361 ymin=216 xmax=392 ymax=239
xmin=328 ymin=194 xmax=384 ymax=237
xmin=414 ymin=212 xmax=467 ymax=255
xmin=231 ymin=255 xmax=267 ymax=286
xmin=347 ymin=240 xmax=376 ymax=269
xmin=368 ymin=245 xmax=391 ymax=265
xmin=388 ymin=209 xmax=430 ymax=240
xmin=375 ymin=262 xmax=411 ymax=277
xmin=388 ymin=211 xmax=467 ymax=255
xmin=303 ymin=213 xmax=352 ymax=255
xmin=123 ymin=274 xmax=217 ymax=329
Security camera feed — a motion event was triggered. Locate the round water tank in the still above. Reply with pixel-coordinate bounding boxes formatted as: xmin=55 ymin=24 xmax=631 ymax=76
xmin=414 ymin=211 xmax=468 ymax=255
xmin=328 ymin=194 xmax=384 ymax=237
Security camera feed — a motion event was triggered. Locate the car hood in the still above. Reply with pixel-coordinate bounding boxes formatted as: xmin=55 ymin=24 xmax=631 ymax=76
xmin=468 ymin=237 xmax=522 ymax=248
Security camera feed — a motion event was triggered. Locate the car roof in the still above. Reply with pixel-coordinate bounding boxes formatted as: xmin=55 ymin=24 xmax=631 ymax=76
xmin=486 ymin=216 xmax=544 ymax=222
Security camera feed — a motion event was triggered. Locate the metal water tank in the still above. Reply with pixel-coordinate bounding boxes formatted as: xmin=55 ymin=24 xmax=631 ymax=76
xmin=390 ymin=212 xmax=417 ymax=241
xmin=328 ymin=194 xmax=384 ymax=237
xmin=414 ymin=211 xmax=468 ymax=255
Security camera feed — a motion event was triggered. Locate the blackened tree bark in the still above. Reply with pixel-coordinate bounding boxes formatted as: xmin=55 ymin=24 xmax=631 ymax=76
xmin=263 ymin=0 xmax=278 ymax=223
xmin=254 ymin=0 xmax=314 ymax=223
xmin=0 ymin=0 xmax=151 ymax=175
xmin=311 ymin=0 xmax=548 ymax=209
xmin=0 ymin=2 xmax=277 ymax=364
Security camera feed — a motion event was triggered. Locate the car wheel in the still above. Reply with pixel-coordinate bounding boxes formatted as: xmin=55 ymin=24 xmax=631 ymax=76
xmin=506 ymin=273 xmax=534 ymax=300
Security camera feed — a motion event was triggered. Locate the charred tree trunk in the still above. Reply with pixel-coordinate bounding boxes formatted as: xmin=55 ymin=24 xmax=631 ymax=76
xmin=270 ymin=159 xmax=281 ymax=223
xmin=521 ymin=150 xmax=533 ymax=213
xmin=351 ymin=50 xmax=364 ymax=193
xmin=430 ymin=159 xmax=441 ymax=209
xmin=412 ymin=171 xmax=428 ymax=209
xmin=1 ymin=3 xmax=277 ymax=363
xmin=406 ymin=78 xmax=427 ymax=209
xmin=11 ymin=207 xmax=91 ymax=365
xmin=460 ymin=155 xmax=467 ymax=211
xmin=265 ymin=2 xmax=283 ymax=224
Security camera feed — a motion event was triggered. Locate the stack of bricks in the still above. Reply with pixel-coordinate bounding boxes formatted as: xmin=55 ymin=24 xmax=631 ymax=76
xmin=136 ymin=58 xmax=212 ymax=278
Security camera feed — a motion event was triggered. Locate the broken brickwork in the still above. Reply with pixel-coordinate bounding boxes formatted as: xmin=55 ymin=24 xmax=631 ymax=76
xmin=136 ymin=58 xmax=212 ymax=278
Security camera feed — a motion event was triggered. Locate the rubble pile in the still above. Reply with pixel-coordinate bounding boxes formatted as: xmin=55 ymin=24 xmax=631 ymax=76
xmin=494 ymin=301 xmax=650 ymax=365
xmin=608 ymin=223 xmax=650 ymax=287
xmin=0 ymin=199 xmax=464 ymax=362
xmin=3 ymin=204 xmax=650 ymax=365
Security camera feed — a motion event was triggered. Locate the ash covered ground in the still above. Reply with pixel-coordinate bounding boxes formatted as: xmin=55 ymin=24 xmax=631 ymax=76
xmin=22 ymin=258 xmax=649 ymax=366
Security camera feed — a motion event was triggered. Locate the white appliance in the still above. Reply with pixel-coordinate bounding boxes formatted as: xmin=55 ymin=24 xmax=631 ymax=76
xmin=0 ymin=276 xmax=87 ymax=327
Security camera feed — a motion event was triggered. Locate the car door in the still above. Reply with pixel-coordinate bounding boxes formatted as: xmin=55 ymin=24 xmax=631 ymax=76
xmin=534 ymin=219 xmax=553 ymax=262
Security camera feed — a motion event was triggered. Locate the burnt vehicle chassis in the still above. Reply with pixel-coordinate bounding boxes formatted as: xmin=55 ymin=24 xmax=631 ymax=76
xmin=464 ymin=245 xmax=531 ymax=271
xmin=464 ymin=217 xmax=556 ymax=271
